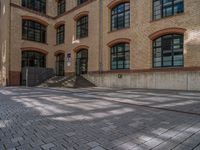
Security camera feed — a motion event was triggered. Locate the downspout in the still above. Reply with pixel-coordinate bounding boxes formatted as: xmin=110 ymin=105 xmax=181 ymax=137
xmin=8 ymin=0 xmax=11 ymax=86
xmin=98 ymin=0 xmax=103 ymax=73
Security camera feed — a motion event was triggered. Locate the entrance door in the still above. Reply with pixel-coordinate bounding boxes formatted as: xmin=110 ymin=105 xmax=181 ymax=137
xmin=76 ymin=49 xmax=88 ymax=76
xmin=56 ymin=54 xmax=65 ymax=76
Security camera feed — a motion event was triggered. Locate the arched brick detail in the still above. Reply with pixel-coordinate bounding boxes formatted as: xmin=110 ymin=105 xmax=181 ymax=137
xmin=21 ymin=47 xmax=48 ymax=55
xmin=107 ymin=0 xmax=130 ymax=9
xmin=54 ymin=50 xmax=65 ymax=56
xmin=73 ymin=11 xmax=89 ymax=21
xmin=149 ymin=28 xmax=186 ymax=40
xmin=107 ymin=38 xmax=131 ymax=47
xmin=73 ymin=45 xmax=89 ymax=53
xmin=54 ymin=21 xmax=65 ymax=28
xmin=22 ymin=16 xmax=49 ymax=26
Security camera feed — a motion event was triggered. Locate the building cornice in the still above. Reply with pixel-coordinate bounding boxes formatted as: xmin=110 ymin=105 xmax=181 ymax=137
xmin=10 ymin=3 xmax=54 ymax=19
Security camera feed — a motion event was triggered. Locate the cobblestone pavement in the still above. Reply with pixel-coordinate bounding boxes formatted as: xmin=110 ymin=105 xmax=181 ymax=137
xmin=0 ymin=87 xmax=200 ymax=150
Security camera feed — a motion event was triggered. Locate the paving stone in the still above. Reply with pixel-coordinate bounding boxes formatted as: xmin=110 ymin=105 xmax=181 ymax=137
xmin=172 ymin=144 xmax=193 ymax=150
xmin=11 ymin=137 xmax=23 ymax=143
xmin=91 ymin=146 xmax=106 ymax=150
xmin=1 ymin=87 xmax=200 ymax=150
xmin=16 ymin=144 xmax=32 ymax=150
xmin=152 ymin=140 xmax=179 ymax=150
xmin=41 ymin=143 xmax=55 ymax=149
xmin=194 ymin=145 xmax=200 ymax=150
xmin=66 ymin=132 xmax=76 ymax=137
xmin=181 ymin=134 xmax=200 ymax=148
xmin=87 ymin=141 xmax=100 ymax=148
xmin=114 ymin=142 xmax=137 ymax=149
xmin=143 ymin=138 xmax=164 ymax=149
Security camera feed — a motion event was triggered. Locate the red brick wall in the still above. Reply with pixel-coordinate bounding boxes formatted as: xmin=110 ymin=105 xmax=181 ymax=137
xmin=9 ymin=71 xmax=20 ymax=86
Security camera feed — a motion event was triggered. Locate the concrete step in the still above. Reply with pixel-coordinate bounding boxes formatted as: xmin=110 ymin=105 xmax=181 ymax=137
xmin=74 ymin=76 xmax=96 ymax=88
xmin=39 ymin=75 xmax=96 ymax=88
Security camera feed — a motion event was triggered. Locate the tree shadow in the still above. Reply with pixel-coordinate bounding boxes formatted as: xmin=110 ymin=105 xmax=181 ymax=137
xmin=0 ymin=87 xmax=200 ymax=150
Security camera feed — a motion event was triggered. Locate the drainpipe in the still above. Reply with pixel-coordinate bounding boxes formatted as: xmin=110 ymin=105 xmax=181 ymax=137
xmin=98 ymin=0 xmax=103 ymax=73
xmin=8 ymin=0 xmax=11 ymax=86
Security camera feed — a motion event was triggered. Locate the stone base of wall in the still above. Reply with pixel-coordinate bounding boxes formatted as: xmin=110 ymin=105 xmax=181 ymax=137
xmin=84 ymin=71 xmax=200 ymax=91
xmin=9 ymin=71 xmax=21 ymax=86
xmin=65 ymin=72 xmax=75 ymax=77
xmin=0 ymin=72 xmax=2 ymax=86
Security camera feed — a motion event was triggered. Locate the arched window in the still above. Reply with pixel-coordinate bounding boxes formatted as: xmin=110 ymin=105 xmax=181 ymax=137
xmin=111 ymin=43 xmax=130 ymax=70
xmin=153 ymin=0 xmax=184 ymax=20
xmin=153 ymin=34 xmax=183 ymax=68
xmin=77 ymin=49 xmax=88 ymax=59
xmin=56 ymin=24 xmax=65 ymax=44
xmin=22 ymin=51 xmax=46 ymax=68
xmin=22 ymin=20 xmax=47 ymax=43
xmin=57 ymin=0 xmax=65 ymax=15
xmin=111 ymin=2 xmax=130 ymax=31
xmin=76 ymin=16 xmax=88 ymax=39
xmin=22 ymin=0 xmax=46 ymax=14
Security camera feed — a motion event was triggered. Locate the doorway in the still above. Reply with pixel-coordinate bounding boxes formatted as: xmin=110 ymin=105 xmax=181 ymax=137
xmin=76 ymin=49 xmax=88 ymax=76
xmin=56 ymin=54 xmax=65 ymax=76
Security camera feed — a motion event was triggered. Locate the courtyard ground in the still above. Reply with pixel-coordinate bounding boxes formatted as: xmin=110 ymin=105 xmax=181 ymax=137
xmin=0 ymin=87 xmax=200 ymax=150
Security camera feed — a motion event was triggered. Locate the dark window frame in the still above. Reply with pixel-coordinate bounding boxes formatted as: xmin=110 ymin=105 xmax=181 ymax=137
xmin=153 ymin=34 xmax=184 ymax=68
xmin=111 ymin=2 xmax=130 ymax=31
xmin=22 ymin=20 xmax=47 ymax=43
xmin=77 ymin=0 xmax=88 ymax=6
xmin=57 ymin=0 xmax=66 ymax=15
xmin=153 ymin=0 xmax=184 ymax=20
xmin=22 ymin=0 xmax=46 ymax=14
xmin=22 ymin=51 xmax=46 ymax=68
xmin=110 ymin=43 xmax=130 ymax=70
xmin=76 ymin=15 xmax=88 ymax=39
xmin=56 ymin=25 xmax=65 ymax=44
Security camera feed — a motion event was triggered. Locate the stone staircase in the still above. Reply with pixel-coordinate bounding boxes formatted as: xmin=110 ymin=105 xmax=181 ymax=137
xmin=39 ymin=75 xmax=96 ymax=88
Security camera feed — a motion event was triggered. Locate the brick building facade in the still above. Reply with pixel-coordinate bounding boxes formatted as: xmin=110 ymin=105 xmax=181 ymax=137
xmin=0 ymin=0 xmax=200 ymax=90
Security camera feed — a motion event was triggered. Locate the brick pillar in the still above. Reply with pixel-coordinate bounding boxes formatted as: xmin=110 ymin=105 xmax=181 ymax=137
xmin=9 ymin=71 xmax=21 ymax=86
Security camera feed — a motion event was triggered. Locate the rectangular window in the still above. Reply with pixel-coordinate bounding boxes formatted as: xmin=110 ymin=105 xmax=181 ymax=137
xmin=153 ymin=0 xmax=184 ymax=20
xmin=58 ymin=0 xmax=65 ymax=15
xmin=111 ymin=43 xmax=130 ymax=70
xmin=56 ymin=25 xmax=65 ymax=44
xmin=76 ymin=16 xmax=88 ymax=39
xmin=22 ymin=0 xmax=46 ymax=14
xmin=111 ymin=3 xmax=130 ymax=31
xmin=22 ymin=20 xmax=46 ymax=43
xmin=22 ymin=51 xmax=46 ymax=68
xmin=153 ymin=34 xmax=183 ymax=68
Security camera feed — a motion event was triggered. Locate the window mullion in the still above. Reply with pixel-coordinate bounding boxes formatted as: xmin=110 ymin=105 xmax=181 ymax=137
xmin=172 ymin=0 xmax=174 ymax=15
xmin=161 ymin=0 xmax=163 ymax=18
xmin=161 ymin=37 xmax=164 ymax=67
xmin=172 ymin=34 xmax=174 ymax=67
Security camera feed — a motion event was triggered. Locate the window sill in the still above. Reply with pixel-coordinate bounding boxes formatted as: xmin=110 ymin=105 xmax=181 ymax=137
xmin=22 ymin=39 xmax=48 ymax=45
xmin=55 ymin=43 xmax=65 ymax=46
xmin=108 ymin=27 xmax=130 ymax=34
xmin=21 ymin=6 xmax=47 ymax=15
xmin=109 ymin=69 xmax=130 ymax=73
xmin=150 ymin=12 xmax=185 ymax=23
xmin=153 ymin=66 xmax=184 ymax=69
xmin=76 ymin=36 xmax=89 ymax=40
